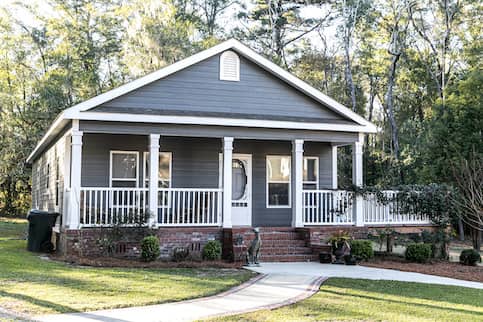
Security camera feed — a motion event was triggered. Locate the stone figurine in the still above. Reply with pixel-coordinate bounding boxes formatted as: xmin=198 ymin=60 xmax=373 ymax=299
xmin=245 ymin=228 xmax=262 ymax=266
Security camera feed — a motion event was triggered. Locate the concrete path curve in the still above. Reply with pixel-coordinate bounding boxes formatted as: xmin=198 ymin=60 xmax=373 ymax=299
xmin=247 ymin=262 xmax=483 ymax=289
xmin=35 ymin=274 xmax=325 ymax=322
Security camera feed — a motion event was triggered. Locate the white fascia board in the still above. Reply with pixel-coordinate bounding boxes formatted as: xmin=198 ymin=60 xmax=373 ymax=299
xmin=65 ymin=110 xmax=377 ymax=133
xmin=26 ymin=112 xmax=68 ymax=163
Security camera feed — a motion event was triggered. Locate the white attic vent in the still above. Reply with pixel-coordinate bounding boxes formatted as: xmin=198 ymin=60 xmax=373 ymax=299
xmin=220 ymin=51 xmax=240 ymax=81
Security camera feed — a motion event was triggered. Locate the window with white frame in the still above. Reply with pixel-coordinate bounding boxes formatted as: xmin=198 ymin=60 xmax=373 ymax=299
xmin=110 ymin=151 xmax=139 ymax=187
xmin=266 ymin=155 xmax=291 ymax=207
xmin=144 ymin=152 xmax=172 ymax=188
xmin=303 ymin=157 xmax=319 ymax=190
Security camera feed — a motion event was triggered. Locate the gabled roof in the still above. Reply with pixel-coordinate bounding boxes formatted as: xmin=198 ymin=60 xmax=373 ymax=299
xmin=27 ymin=39 xmax=377 ymax=163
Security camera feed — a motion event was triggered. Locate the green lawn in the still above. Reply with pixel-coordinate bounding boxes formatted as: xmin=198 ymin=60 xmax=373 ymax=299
xmin=0 ymin=218 xmax=254 ymax=316
xmin=211 ymin=278 xmax=483 ymax=322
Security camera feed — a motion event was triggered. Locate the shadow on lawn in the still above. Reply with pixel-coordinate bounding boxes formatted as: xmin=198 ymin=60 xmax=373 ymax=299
xmin=0 ymin=290 xmax=79 ymax=314
xmin=324 ymin=278 xmax=483 ymax=307
xmin=320 ymin=288 xmax=483 ymax=317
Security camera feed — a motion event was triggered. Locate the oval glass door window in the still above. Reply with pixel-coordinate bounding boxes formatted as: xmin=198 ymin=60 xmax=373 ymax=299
xmin=232 ymin=159 xmax=247 ymax=200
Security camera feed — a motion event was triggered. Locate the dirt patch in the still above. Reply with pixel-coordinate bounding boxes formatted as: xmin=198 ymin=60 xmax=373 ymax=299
xmin=362 ymin=258 xmax=483 ymax=283
xmin=51 ymin=254 xmax=245 ymax=270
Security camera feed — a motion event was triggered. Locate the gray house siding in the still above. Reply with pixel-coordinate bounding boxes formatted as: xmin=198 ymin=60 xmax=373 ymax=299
xmin=80 ymin=134 xmax=334 ymax=227
xmin=81 ymin=134 xmax=220 ymax=189
xmin=31 ymin=133 xmax=68 ymax=215
xmin=93 ymin=53 xmax=356 ymax=124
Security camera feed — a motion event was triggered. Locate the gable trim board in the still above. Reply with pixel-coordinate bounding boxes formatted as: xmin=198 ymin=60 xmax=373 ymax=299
xmin=27 ymin=38 xmax=377 ymax=163
xmin=66 ymin=111 xmax=375 ymax=133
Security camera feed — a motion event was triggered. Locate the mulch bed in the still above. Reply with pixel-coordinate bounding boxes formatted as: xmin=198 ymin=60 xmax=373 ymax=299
xmin=362 ymin=257 xmax=483 ymax=283
xmin=51 ymin=254 xmax=245 ymax=269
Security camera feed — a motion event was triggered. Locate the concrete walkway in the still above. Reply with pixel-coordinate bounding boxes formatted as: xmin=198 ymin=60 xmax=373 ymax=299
xmin=35 ymin=274 xmax=325 ymax=322
xmin=247 ymin=262 xmax=483 ymax=289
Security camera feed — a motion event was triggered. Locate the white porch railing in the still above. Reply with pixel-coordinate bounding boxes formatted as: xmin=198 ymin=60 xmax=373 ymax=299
xmin=80 ymin=187 xmax=148 ymax=226
xmin=157 ymin=188 xmax=222 ymax=226
xmin=362 ymin=190 xmax=431 ymax=225
xmin=302 ymin=190 xmax=354 ymax=225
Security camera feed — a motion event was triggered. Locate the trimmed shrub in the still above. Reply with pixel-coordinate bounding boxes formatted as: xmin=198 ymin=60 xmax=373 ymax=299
xmin=460 ymin=249 xmax=481 ymax=266
xmin=405 ymin=243 xmax=432 ymax=263
xmin=202 ymin=240 xmax=222 ymax=260
xmin=351 ymin=240 xmax=374 ymax=260
xmin=141 ymin=236 xmax=160 ymax=262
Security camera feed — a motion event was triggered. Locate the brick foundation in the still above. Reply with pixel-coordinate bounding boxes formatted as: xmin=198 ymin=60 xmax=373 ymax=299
xmin=57 ymin=224 xmax=437 ymax=261
xmin=58 ymin=227 xmax=222 ymax=260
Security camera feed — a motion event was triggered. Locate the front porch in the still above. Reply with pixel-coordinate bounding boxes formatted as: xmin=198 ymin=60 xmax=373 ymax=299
xmin=61 ymin=128 xmax=430 ymax=229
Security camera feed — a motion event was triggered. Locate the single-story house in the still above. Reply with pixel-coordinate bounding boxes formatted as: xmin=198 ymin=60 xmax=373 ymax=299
xmin=27 ymin=39 xmax=432 ymax=261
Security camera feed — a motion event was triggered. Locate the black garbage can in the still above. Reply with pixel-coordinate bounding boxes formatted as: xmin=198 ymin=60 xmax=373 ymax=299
xmin=27 ymin=210 xmax=59 ymax=252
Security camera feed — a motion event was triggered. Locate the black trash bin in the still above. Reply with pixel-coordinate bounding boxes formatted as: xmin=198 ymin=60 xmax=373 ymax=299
xmin=27 ymin=210 xmax=59 ymax=252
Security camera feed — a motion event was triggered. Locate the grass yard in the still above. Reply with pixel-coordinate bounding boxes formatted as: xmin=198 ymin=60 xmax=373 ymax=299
xmin=0 ymin=218 xmax=254 ymax=316
xmin=211 ymin=278 xmax=483 ymax=322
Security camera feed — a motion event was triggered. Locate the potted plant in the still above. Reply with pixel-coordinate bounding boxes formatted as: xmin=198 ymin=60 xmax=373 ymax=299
xmin=328 ymin=230 xmax=352 ymax=264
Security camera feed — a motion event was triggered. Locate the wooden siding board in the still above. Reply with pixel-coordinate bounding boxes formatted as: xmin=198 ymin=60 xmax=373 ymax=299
xmin=94 ymin=54 xmax=355 ymax=123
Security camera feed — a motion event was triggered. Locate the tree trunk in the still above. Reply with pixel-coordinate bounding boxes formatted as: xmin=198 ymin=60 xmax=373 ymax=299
xmin=473 ymin=229 xmax=482 ymax=250
xmin=385 ymin=54 xmax=400 ymax=161
xmin=458 ymin=218 xmax=465 ymax=241
xmin=344 ymin=44 xmax=357 ymax=111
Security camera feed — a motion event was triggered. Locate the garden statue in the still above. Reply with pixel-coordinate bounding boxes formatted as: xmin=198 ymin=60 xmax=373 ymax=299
xmin=328 ymin=231 xmax=352 ymax=264
xmin=245 ymin=227 xmax=262 ymax=266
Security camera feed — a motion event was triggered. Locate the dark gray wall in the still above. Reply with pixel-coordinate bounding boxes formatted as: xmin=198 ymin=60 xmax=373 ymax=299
xmin=94 ymin=52 xmax=355 ymax=124
xmin=81 ymin=134 xmax=334 ymax=227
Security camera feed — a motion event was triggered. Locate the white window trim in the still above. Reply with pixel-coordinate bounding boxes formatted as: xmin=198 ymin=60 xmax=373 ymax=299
xmin=109 ymin=150 xmax=139 ymax=188
xmin=219 ymin=50 xmax=240 ymax=81
xmin=143 ymin=151 xmax=172 ymax=188
xmin=266 ymin=155 xmax=291 ymax=208
xmin=303 ymin=156 xmax=319 ymax=189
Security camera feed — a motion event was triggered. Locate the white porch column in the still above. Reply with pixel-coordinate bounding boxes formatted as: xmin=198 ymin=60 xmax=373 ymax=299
xmin=332 ymin=145 xmax=338 ymax=189
xmin=69 ymin=121 xmax=83 ymax=229
xmin=148 ymin=134 xmax=160 ymax=226
xmin=62 ymin=133 xmax=72 ymax=228
xmin=292 ymin=139 xmax=304 ymax=228
xmin=222 ymin=137 xmax=233 ymax=228
xmin=352 ymin=133 xmax=364 ymax=227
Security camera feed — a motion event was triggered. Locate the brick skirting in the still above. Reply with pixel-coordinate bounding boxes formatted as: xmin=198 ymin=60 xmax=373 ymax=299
xmin=57 ymin=224 xmax=436 ymax=261
xmin=58 ymin=226 xmax=222 ymax=260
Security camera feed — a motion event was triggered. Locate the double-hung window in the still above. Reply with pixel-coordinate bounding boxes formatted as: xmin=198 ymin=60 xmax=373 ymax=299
xmin=266 ymin=155 xmax=291 ymax=207
xmin=143 ymin=152 xmax=172 ymax=188
xmin=110 ymin=151 xmax=139 ymax=188
xmin=303 ymin=157 xmax=319 ymax=190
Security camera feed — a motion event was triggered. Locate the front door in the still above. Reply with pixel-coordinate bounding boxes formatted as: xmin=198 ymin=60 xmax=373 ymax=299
xmin=231 ymin=154 xmax=252 ymax=226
